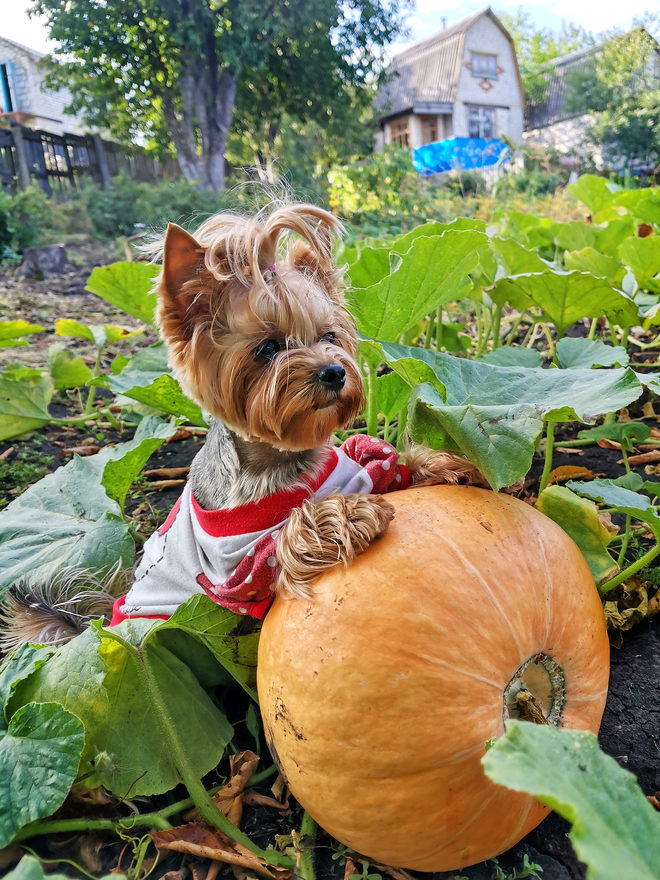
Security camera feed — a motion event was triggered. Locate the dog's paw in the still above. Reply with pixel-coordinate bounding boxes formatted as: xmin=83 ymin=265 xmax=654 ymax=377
xmin=405 ymin=447 xmax=488 ymax=487
xmin=275 ymin=493 xmax=394 ymax=599
xmin=341 ymin=493 xmax=395 ymax=552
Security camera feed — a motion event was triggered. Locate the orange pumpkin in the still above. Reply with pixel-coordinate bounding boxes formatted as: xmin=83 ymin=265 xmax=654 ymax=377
xmin=257 ymin=486 xmax=610 ymax=872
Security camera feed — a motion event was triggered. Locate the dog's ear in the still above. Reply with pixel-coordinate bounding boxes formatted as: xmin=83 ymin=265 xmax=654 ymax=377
xmin=162 ymin=223 xmax=205 ymax=298
xmin=158 ymin=223 xmax=211 ymax=339
xmin=288 ymin=229 xmax=343 ymax=301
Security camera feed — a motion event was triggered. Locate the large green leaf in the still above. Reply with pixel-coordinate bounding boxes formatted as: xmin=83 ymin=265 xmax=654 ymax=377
xmin=478 ymin=347 xmax=543 ymax=368
xmin=567 ymin=174 xmax=619 ymax=215
xmin=563 ymin=246 xmax=626 ymax=289
xmin=536 ymin=486 xmax=618 ymax=585
xmin=618 ymin=237 xmax=660 ymax=293
xmin=0 ymin=644 xmax=57 ymax=720
xmin=365 ymin=341 xmax=643 ymax=491
xmin=100 ymin=416 xmax=178 ymax=510
xmin=483 ymin=721 xmax=660 ymax=880
xmin=85 ymin=261 xmax=159 ymax=324
xmin=552 ymin=221 xmax=597 ymax=252
xmin=0 ymin=701 xmax=84 ymax=847
xmin=55 ymin=318 xmax=143 ymax=348
xmin=556 ymin=337 xmax=629 ymax=369
xmin=566 ymin=479 xmax=660 ymax=540
xmin=346 ymin=230 xmax=486 ymax=341
xmin=11 ymin=600 xmax=241 ymax=797
xmin=47 ymin=344 xmax=94 ymax=390
xmin=110 ymin=373 xmax=206 ymax=425
xmin=104 ymin=343 xmax=204 ymax=424
xmin=0 ymin=455 xmax=134 ymax=597
xmin=155 ymin=594 xmax=261 ymax=699
xmin=489 ymin=271 xmax=639 ymax=339
xmin=345 ymin=219 xmax=485 ymax=288
xmin=612 ymin=188 xmax=660 ymax=227
xmin=0 ymin=367 xmax=53 ymax=441
xmin=489 ymin=237 xmax=548 ymax=276
xmin=0 ymin=321 xmax=43 ymax=349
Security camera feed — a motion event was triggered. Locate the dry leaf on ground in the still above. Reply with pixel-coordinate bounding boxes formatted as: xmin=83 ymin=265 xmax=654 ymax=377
xmin=152 ymin=824 xmax=291 ymax=880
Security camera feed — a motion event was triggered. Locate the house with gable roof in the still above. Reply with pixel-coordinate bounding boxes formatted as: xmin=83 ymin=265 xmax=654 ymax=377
xmin=0 ymin=34 xmax=88 ymax=135
xmin=374 ymin=7 xmax=524 ymax=155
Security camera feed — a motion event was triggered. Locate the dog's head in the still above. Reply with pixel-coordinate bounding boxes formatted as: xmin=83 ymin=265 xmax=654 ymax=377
xmin=156 ymin=204 xmax=363 ymax=451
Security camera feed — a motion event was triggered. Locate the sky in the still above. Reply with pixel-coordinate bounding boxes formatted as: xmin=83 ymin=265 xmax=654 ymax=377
xmin=2 ymin=0 xmax=657 ymax=57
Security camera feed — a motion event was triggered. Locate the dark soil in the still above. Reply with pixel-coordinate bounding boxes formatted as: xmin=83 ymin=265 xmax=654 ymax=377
xmin=0 ymin=248 xmax=658 ymax=880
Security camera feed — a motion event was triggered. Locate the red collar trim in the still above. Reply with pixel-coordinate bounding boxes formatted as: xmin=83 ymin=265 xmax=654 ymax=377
xmin=191 ymin=447 xmax=338 ymax=537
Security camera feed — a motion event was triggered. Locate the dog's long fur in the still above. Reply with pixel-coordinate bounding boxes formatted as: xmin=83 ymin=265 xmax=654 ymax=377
xmin=0 ymin=202 xmax=484 ymax=653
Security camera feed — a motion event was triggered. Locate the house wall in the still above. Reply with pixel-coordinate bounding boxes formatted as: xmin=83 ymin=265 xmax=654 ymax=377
xmin=0 ymin=37 xmax=88 ymax=135
xmin=454 ymin=17 xmax=523 ymax=142
xmin=524 ymin=114 xmax=604 ymax=168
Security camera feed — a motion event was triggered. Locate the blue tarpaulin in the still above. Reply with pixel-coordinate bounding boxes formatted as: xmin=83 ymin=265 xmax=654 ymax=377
xmin=413 ymin=137 xmax=511 ymax=175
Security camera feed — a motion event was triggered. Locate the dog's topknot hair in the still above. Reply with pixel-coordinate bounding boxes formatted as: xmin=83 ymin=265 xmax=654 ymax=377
xmin=192 ymin=201 xmax=345 ymax=292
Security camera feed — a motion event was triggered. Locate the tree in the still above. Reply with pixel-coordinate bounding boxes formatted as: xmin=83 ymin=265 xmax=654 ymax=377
xmin=32 ymin=0 xmax=408 ymax=191
xmin=499 ymin=10 xmax=595 ymax=104
xmin=563 ymin=22 xmax=660 ymax=171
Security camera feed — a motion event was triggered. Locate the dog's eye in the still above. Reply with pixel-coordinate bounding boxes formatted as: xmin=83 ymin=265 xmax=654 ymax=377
xmin=254 ymin=339 xmax=281 ymax=360
xmin=321 ymin=332 xmax=337 ymax=345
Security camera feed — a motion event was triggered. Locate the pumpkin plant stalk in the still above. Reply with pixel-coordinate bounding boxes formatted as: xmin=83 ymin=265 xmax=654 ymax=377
xmin=365 ymin=362 xmax=378 ymax=438
xmin=599 ymin=540 xmax=660 ymax=595
xmin=435 ymin=307 xmax=444 ymax=351
xmin=298 ymin=811 xmax=318 ymax=880
xmin=537 ymin=422 xmax=555 ymax=495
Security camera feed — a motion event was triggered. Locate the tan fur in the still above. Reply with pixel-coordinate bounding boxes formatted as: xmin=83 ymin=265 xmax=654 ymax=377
xmin=404 ymin=445 xmax=488 ymax=488
xmin=276 ymin=494 xmax=395 ymax=599
xmin=0 ymin=567 xmax=124 ymax=654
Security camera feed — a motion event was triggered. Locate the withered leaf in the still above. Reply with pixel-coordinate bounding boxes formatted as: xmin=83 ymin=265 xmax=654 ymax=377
xmin=152 ymin=824 xmax=291 ymax=880
xmin=548 ymin=466 xmax=604 ymax=485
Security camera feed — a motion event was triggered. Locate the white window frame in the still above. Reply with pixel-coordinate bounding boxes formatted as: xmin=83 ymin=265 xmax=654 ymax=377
xmin=467 ymin=105 xmax=495 ymax=139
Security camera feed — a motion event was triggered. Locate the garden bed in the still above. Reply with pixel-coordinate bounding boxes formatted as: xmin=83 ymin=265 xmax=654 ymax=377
xmin=0 ymin=177 xmax=658 ymax=880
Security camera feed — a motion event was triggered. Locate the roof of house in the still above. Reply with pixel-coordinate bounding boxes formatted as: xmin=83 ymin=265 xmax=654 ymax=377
xmin=374 ymin=7 xmax=521 ymax=120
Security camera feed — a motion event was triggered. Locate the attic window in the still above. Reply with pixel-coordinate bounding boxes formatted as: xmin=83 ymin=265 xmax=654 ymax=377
xmin=471 ymin=53 xmax=497 ymax=79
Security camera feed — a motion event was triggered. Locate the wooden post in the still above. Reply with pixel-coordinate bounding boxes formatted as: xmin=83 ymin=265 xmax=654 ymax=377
xmin=92 ymin=134 xmax=112 ymax=188
xmin=9 ymin=122 xmax=32 ymax=190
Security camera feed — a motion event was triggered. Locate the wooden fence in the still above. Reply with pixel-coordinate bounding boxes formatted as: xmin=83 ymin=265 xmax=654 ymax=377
xmin=0 ymin=123 xmax=180 ymax=195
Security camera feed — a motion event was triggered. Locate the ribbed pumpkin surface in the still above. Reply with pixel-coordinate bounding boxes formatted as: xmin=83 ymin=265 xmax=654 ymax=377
xmin=257 ymin=486 xmax=610 ymax=872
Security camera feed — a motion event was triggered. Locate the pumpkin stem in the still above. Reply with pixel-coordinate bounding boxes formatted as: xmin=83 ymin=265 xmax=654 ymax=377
xmin=514 ymin=689 xmax=550 ymax=725
xmin=503 ymin=653 xmax=566 ymax=727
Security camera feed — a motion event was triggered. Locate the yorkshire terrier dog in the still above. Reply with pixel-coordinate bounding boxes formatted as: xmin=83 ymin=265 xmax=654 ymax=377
xmin=1 ymin=203 xmax=483 ymax=646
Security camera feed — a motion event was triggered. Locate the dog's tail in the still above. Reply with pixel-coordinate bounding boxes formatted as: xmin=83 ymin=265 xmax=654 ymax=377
xmin=0 ymin=566 xmax=126 ymax=655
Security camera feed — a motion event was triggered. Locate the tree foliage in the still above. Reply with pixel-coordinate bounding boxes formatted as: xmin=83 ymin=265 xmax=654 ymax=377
xmin=563 ymin=22 xmax=660 ymax=170
xmin=31 ymin=0 xmax=408 ymax=191
xmin=499 ymin=10 xmax=595 ymax=104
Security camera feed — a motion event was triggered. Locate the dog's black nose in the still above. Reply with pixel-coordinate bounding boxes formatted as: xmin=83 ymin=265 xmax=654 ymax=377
xmin=316 ymin=364 xmax=346 ymax=390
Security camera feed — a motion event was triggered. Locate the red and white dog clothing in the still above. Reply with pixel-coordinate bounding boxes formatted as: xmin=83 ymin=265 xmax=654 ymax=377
xmin=110 ymin=435 xmax=411 ymax=624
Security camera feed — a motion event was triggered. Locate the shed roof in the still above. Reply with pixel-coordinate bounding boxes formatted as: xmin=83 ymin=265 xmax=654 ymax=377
xmin=375 ymin=7 xmax=518 ymax=120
